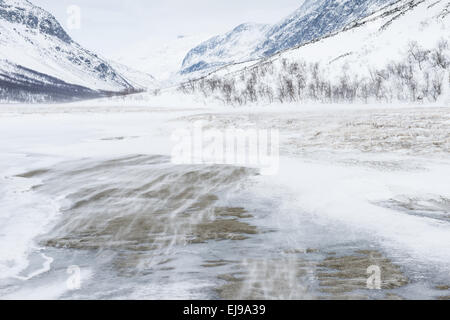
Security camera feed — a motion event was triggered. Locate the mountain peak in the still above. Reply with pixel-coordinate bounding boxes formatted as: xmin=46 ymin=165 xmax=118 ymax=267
xmin=0 ymin=0 xmax=143 ymax=102
xmin=181 ymin=22 xmax=270 ymax=75
xmin=0 ymin=0 xmax=72 ymax=43
xmin=181 ymin=0 xmax=396 ymax=75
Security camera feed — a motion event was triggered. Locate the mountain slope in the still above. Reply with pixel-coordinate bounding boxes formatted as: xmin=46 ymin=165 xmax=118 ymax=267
xmin=181 ymin=0 xmax=396 ymax=76
xmin=181 ymin=0 xmax=450 ymax=104
xmin=0 ymin=0 xmax=136 ymax=102
xmin=107 ymin=60 xmax=158 ymax=90
xmin=258 ymin=0 xmax=395 ymax=56
xmin=0 ymin=60 xmax=103 ymax=102
xmin=262 ymin=0 xmax=450 ymax=77
xmin=180 ymin=23 xmax=270 ymax=75
xmin=112 ymin=34 xmax=213 ymax=85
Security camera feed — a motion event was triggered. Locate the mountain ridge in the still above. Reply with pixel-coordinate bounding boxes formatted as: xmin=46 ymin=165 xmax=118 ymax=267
xmin=179 ymin=0 xmax=450 ymax=105
xmin=180 ymin=23 xmax=270 ymax=75
xmin=0 ymin=0 xmax=146 ymax=102
xmin=180 ymin=0 xmax=397 ymax=76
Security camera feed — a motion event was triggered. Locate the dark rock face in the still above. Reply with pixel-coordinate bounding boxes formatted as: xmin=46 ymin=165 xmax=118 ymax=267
xmin=0 ymin=62 xmax=102 ymax=103
xmin=258 ymin=0 xmax=394 ymax=56
xmin=181 ymin=61 xmax=226 ymax=75
xmin=180 ymin=23 xmax=269 ymax=75
xmin=181 ymin=61 xmax=210 ymax=74
xmin=0 ymin=0 xmax=72 ymax=43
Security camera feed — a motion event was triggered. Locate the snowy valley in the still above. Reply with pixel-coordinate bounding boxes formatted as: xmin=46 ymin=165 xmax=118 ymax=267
xmin=0 ymin=0 xmax=449 ymax=301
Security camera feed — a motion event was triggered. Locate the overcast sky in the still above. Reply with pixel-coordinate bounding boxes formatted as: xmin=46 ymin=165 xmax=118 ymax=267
xmin=33 ymin=0 xmax=303 ymax=57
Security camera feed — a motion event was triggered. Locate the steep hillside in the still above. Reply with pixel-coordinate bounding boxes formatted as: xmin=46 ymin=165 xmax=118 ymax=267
xmin=181 ymin=0 xmax=396 ymax=76
xmin=180 ymin=23 xmax=269 ymax=75
xmin=0 ymin=60 xmax=103 ymax=102
xmin=259 ymin=0 xmax=395 ymax=55
xmin=0 ymin=0 xmax=136 ymax=102
xmin=180 ymin=0 xmax=450 ymax=105
xmin=107 ymin=60 xmax=158 ymax=91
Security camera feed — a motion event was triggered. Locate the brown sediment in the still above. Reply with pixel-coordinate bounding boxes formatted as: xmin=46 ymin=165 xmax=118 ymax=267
xmin=191 ymin=207 xmax=257 ymax=243
xmin=101 ymin=136 xmax=125 ymax=141
xmin=284 ymin=249 xmax=307 ymax=254
xmin=44 ymin=206 xmax=257 ymax=249
xmin=190 ymin=218 xmax=257 ymax=243
xmin=202 ymin=260 xmax=236 ymax=268
xmin=100 ymin=136 xmax=139 ymax=141
xmin=216 ymin=249 xmax=409 ymax=300
xmin=38 ymin=157 xmax=259 ymax=276
xmin=112 ymin=252 xmax=176 ymax=276
xmin=384 ymin=293 xmax=405 ymax=300
xmin=180 ymin=108 xmax=450 ymax=157
xmin=214 ymin=207 xmax=252 ymax=219
xmin=317 ymin=250 xmax=408 ymax=294
xmin=41 ymin=168 xmax=257 ymax=273
xmin=438 ymin=296 xmax=450 ymax=300
xmin=216 ymin=258 xmax=312 ymax=300
xmin=16 ymin=169 xmax=50 ymax=178
xmin=436 ymin=285 xmax=450 ymax=290
xmin=42 ymin=157 xmax=257 ymax=252
xmin=283 ymin=248 xmax=319 ymax=254
xmin=318 ymin=294 xmax=369 ymax=300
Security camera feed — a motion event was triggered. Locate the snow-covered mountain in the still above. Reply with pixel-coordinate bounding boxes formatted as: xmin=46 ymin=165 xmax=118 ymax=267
xmin=181 ymin=0 xmax=450 ymax=104
xmin=0 ymin=0 xmax=139 ymax=102
xmin=267 ymin=0 xmax=450 ymax=76
xmin=258 ymin=0 xmax=396 ymax=56
xmin=181 ymin=0 xmax=397 ymax=76
xmin=180 ymin=23 xmax=270 ymax=75
xmin=112 ymin=34 xmax=213 ymax=85
xmin=107 ymin=60 xmax=158 ymax=91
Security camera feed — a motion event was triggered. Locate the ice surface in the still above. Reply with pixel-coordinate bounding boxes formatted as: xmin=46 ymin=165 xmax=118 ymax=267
xmin=0 ymin=102 xmax=449 ymax=299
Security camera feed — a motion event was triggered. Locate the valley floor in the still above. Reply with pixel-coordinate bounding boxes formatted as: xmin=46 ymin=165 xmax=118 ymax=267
xmin=0 ymin=101 xmax=449 ymax=299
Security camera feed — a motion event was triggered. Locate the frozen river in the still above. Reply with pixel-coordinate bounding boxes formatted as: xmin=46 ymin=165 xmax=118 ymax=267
xmin=0 ymin=103 xmax=449 ymax=299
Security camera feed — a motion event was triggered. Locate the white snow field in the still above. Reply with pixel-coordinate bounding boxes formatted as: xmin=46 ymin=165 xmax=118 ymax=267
xmin=0 ymin=100 xmax=449 ymax=300
xmin=112 ymin=34 xmax=213 ymax=85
